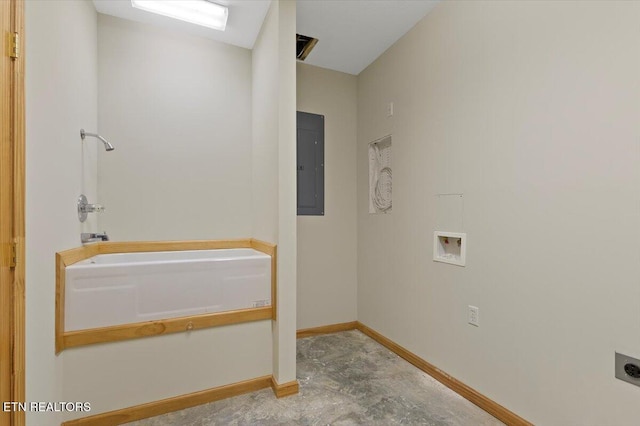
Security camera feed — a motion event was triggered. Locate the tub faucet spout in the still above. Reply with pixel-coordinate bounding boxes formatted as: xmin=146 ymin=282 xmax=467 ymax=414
xmin=81 ymin=232 xmax=109 ymax=244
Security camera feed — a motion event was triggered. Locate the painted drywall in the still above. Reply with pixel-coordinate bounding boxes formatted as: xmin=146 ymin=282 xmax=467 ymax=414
xmin=251 ymin=1 xmax=279 ymax=246
xmin=296 ymin=63 xmax=358 ymax=329
xmin=97 ymin=14 xmax=253 ymax=241
xmin=251 ymin=0 xmax=297 ymax=384
xmin=26 ymin=4 xmax=273 ymax=423
xmin=60 ymin=321 xmax=272 ymax=422
xmin=60 ymin=12 xmax=274 ymax=423
xmin=275 ymin=0 xmax=297 ymax=385
xmin=25 ymin=1 xmax=98 ymax=424
xmin=357 ymin=1 xmax=640 ymax=424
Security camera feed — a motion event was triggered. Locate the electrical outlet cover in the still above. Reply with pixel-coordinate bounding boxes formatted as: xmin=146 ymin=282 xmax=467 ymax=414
xmin=615 ymin=352 xmax=640 ymax=387
xmin=468 ymin=305 xmax=479 ymax=327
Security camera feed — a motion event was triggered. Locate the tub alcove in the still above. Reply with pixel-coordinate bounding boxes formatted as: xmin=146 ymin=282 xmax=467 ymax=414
xmin=55 ymin=239 xmax=276 ymax=353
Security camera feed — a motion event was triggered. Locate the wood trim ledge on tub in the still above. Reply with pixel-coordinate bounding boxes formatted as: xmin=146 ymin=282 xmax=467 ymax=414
xmin=63 ymin=307 xmax=273 ymax=350
xmin=55 ymin=239 xmax=277 ymax=354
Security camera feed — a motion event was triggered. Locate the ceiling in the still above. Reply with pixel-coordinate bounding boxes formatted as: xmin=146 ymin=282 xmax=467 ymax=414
xmin=93 ymin=0 xmax=271 ymax=49
xmin=297 ymin=0 xmax=440 ymax=75
xmin=93 ymin=0 xmax=441 ymax=75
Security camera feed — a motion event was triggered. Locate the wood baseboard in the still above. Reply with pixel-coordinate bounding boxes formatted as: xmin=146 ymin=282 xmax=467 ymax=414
xmin=270 ymin=377 xmax=299 ymax=398
xmin=296 ymin=321 xmax=358 ymax=339
xmin=355 ymin=322 xmax=532 ymax=426
xmin=61 ymin=321 xmax=527 ymax=425
xmin=61 ymin=375 xmax=272 ymax=426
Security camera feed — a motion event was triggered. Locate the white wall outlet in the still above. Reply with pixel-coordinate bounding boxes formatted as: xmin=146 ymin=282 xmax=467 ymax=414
xmin=468 ymin=305 xmax=479 ymax=327
xmin=387 ymin=101 xmax=394 ymax=117
xmin=615 ymin=352 xmax=640 ymax=387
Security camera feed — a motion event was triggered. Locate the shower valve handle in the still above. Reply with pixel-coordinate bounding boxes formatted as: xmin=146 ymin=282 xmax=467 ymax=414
xmin=80 ymin=203 xmax=105 ymax=213
xmin=78 ymin=194 xmax=105 ymax=222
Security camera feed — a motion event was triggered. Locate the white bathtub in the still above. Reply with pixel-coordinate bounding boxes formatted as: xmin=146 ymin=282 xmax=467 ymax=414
xmin=64 ymin=248 xmax=272 ymax=332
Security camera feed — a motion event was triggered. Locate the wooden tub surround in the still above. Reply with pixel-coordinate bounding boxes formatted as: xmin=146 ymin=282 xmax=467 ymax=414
xmin=55 ymin=239 xmax=277 ymax=354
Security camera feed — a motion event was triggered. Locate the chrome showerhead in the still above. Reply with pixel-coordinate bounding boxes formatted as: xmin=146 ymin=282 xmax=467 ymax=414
xmin=80 ymin=129 xmax=115 ymax=151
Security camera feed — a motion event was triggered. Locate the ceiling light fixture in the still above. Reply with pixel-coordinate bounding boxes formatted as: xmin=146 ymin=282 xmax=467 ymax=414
xmin=131 ymin=0 xmax=228 ymax=31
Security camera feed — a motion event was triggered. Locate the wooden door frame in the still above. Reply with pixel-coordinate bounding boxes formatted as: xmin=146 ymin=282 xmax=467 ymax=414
xmin=1 ymin=0 xmax=25 ymax=425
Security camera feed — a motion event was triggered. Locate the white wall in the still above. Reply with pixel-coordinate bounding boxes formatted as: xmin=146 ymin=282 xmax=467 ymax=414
xmin=59 ymin=12 xmax=274 ymax=423
xmin=98 ymin=14 xmax=253 ymax=241
xmin=252 ymin=2 xmax=279 ymax=246
xmin=252 ymin=0 xmax=297 ymax=384
xmin=27 ymin=5 xmax=274 ymax=423
xmin=275 ymin=0 xmax=297 ymax=385
xmin=60 ymin=322 xmax=272 ymax=422
xmin=357 ymin=1 xmax=640 ymax=424
xmin=25 ymin=1 xmax=98 ymax=424
xmin=296 ymin=63 xmax=358 ymax=329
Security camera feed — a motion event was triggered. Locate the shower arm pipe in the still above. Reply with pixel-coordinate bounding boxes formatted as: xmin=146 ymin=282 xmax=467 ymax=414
xmin=80 ymin=129 xmax=115 ymax=151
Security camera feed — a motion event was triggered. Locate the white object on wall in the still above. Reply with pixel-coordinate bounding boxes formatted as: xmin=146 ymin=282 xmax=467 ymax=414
xmin=433 ymin=231 xmax=466 ymax=267
xmin=468 ymin=305 xmax=479 ymax=326
xmin=368 ymin=135 xmax=392 ymax=213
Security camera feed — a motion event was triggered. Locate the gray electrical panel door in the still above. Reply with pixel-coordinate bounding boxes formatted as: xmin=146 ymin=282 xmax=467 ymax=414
xmin=297 ymin=111 xmax=324 ymax=215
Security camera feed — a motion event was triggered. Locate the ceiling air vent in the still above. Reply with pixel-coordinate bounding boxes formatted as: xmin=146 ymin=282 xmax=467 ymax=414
xmin=296 ymin=34 xmax=318 ymax=61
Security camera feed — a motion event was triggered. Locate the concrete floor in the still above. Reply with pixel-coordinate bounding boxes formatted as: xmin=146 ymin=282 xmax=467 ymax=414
xmin=127 ymin=330 xmax=503 ymax=425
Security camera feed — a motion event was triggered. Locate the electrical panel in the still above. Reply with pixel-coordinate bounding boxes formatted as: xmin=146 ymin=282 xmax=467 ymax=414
xmin=297 ymin=111 xmax=324 ymax=216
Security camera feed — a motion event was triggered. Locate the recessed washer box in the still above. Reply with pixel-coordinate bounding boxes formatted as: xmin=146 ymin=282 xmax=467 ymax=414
xmin=433 ymin=231 xmax=466 ymax=266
